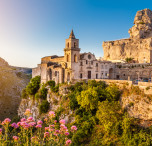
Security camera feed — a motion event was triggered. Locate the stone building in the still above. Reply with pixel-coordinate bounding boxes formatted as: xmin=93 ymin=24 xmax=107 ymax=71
xmin=115 ymin=63 xmax=152 ymax=81
xmin=32 ymin=30 xmax=115 ymax=84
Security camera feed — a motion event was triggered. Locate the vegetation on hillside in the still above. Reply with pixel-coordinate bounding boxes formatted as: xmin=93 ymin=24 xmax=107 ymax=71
xmin=21 ymin=77 xmax=152 ymax=145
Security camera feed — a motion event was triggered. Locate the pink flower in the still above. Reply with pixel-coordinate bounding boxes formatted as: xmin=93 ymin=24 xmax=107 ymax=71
xmin=65 ymin=132 xmax=69 ymax=136
xmin=29 ymin=122 xmax=36 ymax=127
xmin=0 ymin=128 xmax=2 ymax=135
xmin=31 ymin=136 xmax=38 ymax=142
xmin=17 ymin=122 xmax=21 ymax=126
xmin=71 ymin=125 xmax=77 ymax=132
xmin=27 ymin=117 xmax=34 ymax=122
xmin=35 ymin=124 xmax=42 ymax=128
xmin=24 ymin=109 xmax=31 ymax=116
xmin=49 ymin=111 xmax=55 ymax=118
xmin=60 ymin=124 xmax=68 ymax=132
xmin=21 ymin=118 xmax=26 ymax=122
xmin=66 ymin=139 xmax=72 ymax=145
xmin=54 ymin=120 xmax=57 ymax=123
xmin=45 ymin=127 xmax=49 ymax=131
xmin=44 ymin=132 xmax=50 ymax=138
xmin=59 ymin=119 xmax=65 ymax=125
xmin=11 ymin=123 xmax=19 ymax=129
xmin=2 ymin=118 xmax=11 ymax=125
xmin=37 ymin=120 xmax=43 ymax=125
xmin=55 ymin=130 xmax=60 ymax=134
xmin=13 ymin=136 xmax=19 ymax=142
xmin=20 ymin=122 xmax=29 ymax=129
xmin=49 ymin=124 xmax=54 ymax=128
xmin=49 ymin=128 xmax=54 ymax=132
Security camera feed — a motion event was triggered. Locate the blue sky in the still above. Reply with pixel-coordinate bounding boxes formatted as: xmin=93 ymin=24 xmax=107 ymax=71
xmin=0 ymin=0 xmax=152 ymax=67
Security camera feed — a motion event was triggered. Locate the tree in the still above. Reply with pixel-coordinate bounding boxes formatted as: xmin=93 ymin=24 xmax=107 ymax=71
xmin=77 ymin=87 xmax=98 ymax=111
xmin=26 ymin=76 xmax=41 ymax=95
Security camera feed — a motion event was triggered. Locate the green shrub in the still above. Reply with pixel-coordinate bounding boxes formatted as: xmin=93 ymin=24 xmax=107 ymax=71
xmin=26 ymin=76 xmax=41 ymax=95
xmin=46 ymin=80 xmax=55 ymax=89
xmin=35 ymin=92 xmax=40 ymax=100
xmin=52 ymin=84 xmax=59 ymax=93
xmin=39 ymin=100 xmax=50 ymax=114
xmin=40 ymin=87 xmax=48 ymax=100
xmin=21 ymin=88 xmax=28 ymax=99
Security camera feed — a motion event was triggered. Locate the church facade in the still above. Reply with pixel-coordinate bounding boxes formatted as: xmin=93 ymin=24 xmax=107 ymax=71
xmin=32 ymin=30 xmax=115 ymax=84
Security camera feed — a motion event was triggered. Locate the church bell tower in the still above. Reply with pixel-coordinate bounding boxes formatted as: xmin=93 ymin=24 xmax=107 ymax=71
xmin=64 ymin=30 xmax=80 ymax=69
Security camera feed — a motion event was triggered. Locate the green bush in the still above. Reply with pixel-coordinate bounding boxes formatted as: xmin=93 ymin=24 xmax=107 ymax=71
xmin=39 ymin=100 xmax=50 ymax=114
xmin=40 ymin=87 xmax=48 ymax=100
xmin=21 ymin=88 xmax=28 ymax=99
xmin=46 ymin=80 xmax=55 ymax=89
xmin=26 ymin=76 xmax=41 ymax=95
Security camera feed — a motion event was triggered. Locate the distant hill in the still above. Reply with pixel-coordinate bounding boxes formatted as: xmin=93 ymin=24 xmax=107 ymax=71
xmin=0 ymin=58 xmax=31 ymax=120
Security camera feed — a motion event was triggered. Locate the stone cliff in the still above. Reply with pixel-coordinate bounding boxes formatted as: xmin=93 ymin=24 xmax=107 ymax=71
xmin=103 ymin=8 xmax=152 ymax=63
xmin=0 ymin=58 xmax=31 ymax=120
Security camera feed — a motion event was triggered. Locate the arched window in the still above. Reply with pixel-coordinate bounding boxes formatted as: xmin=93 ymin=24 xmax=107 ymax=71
xmin=74 ymin=42 xmax=76 ymax=48
xmin=67 ymin=54 xmax=69 ymax=62
xmin=74 ymin=54 xmax=77 ymax=62
xmin=67 ymin=42 xmax=69 ymax=48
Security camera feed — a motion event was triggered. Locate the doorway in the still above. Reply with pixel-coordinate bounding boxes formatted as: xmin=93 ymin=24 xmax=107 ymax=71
xmin=88 ymin=71 xmax=91 ymax=79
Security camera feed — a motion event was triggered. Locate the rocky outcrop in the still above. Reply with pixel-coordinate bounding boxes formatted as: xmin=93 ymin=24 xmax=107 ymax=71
xmin=103 ymin=9 xmax=152 ymax=63
xmin=0 ymin=57 xmax=31 ymax=120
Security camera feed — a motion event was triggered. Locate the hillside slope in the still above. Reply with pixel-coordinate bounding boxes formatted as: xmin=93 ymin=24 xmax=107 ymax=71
xmin=0 ymin=58 xmax=31 ymax=120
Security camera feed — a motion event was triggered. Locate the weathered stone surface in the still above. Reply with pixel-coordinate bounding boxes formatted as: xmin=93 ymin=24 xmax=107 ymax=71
xmin=103 ymin=9 xmax=152 ymax=63
xmin=0 ymin=57 xmax=31 ymax=120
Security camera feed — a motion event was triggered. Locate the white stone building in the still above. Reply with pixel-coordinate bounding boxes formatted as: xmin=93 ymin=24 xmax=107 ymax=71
xmin=32 ymin=30 xmax=115 ymax=84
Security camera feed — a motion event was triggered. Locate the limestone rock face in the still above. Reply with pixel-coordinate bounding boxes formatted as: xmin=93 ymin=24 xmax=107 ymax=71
xmin=103 ymin=9 xmax=152 ymax=63
xmin=129 ymin=9 xmax=152 ymax=39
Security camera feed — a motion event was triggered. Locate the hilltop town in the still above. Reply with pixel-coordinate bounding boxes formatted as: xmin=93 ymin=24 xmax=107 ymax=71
xmin=33 ymin=8 xmax=152 ymax=85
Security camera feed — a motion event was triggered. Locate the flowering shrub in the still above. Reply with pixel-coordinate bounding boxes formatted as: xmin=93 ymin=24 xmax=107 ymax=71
xmin=0 ymin=109 xmax=77 ymax=145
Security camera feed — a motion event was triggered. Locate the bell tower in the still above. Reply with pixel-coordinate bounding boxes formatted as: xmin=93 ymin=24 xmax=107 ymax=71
xmin=64 ymin=30 xmax=80 ymax=69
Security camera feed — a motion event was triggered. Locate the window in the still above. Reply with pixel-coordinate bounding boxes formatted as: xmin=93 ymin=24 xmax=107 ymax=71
xmin=105 ymin=65 xmax=107 ymax=69
xmin=74 ymin=54 xmax=77 ymax=62
xmin=96 ymin=63 xmax=98 ymax=67
xmin=55 ymin=71 xmax=58 ymax=76
xmin=80 ymin=73 xmax=83 ymax=79
xmin=74 ymin=42 xmax=76 ymax=48
xmin=105 ymin=73 xmax=107 ymax=76
xmin=96 ymin=74 xmax=98 ymax=79
xmin=80 ymin=62 xmax=83 ymax=66
xmin=91 ymin=61 xmax=93 ymax=65
xmin=124 ymin=74 xmax=125 ymax=76
xmin=86 ymin=60 xmax=88 ymax=64
xmin=67 ymin=42 xmax=69 ymax=48
xmin=101 ymin=65 xmax=104 ymax=69
xmin=67 ymin=54 xmax=69 ymax=62
xmin=88 ymin=54 xmax=91 ymax=59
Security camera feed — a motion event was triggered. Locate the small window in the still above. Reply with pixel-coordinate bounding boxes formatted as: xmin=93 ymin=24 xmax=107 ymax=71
xmin=124 ymin=74 xmax=125 ymax=76
xmin=80 ymin=73 xmax=83 ymax=79
xmin=74 ymin=42 xmax=76 ymax=48
xmin=67 ymin=42 xmax=69 ymax=48
xmin=86 ymin=60 xmax=88 ymax=64
xmin=80 ymin=62 xmax=83 ymax=66
xmin=67 ymin=54 xmax=69 ymax=62
xmin=55 ymin=71 xmax=58 ymax=76
xmin=74 ymin=54 xmax=77 ymax=62
xmin=91 ymin=61 xmax=93 ymax=65
xmin=105 ymin=73 xmax=107 ymax=76
xmin=96 ymin=74 xmax=98 ymax=79
xmin=96 ymin=63 xmax=98 ymax=67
